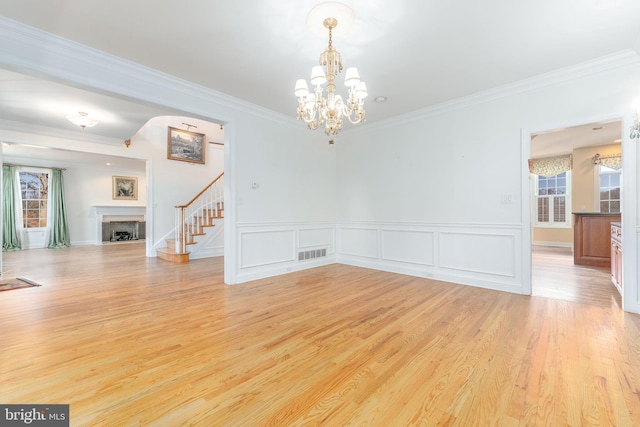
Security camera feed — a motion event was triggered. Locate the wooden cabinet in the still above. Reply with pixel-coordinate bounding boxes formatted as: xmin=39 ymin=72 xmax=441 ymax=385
xmin=573 ymin=212 xmax=621 ymax=267
xmin=611 ymin=223 xmax=622 ymax=295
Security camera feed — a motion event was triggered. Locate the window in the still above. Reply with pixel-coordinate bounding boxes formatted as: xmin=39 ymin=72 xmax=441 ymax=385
xmin=598 ymin=165 xmax=621 ymax=213
xmin=19 ymin=171 xmax=49 ymax=228
xmin=535 ymin=171 xmax=570 ymax=227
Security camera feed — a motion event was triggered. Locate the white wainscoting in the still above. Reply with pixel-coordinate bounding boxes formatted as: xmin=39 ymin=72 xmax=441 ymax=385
xmin=439 ymin=231 xmax=515 ymax=277
xmin=337 ymin=227 xmax=378 ymax=258
xmin=299 ymin=227 xmax=335 ymax=251
xmin=381 ymin=229 xmax=434 ymax=266
xmin=240 ymin=229 xmax=296 ymax=268
xmin=337 ymin=222 xmax=524 ymax=294
xmin=234 ymin=221 xmax=525 ymax=293
xmin=20 ymin=228 xmax=47 ymax=250
xmin=235 ymin=222 xmax=336 ymax=283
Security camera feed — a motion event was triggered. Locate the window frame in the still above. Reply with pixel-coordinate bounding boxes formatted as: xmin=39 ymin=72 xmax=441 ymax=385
xmin=596 ymin=164 xmax=621 ymax=214
xmin=18 ymin=169 xmax=50 ymax=230
xmin=532 ymin=170 xmax=572 ymax=229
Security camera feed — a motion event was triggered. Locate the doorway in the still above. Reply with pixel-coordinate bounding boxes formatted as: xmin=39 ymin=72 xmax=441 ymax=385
xmin=529 ymin=119 xmax=622 ymax=307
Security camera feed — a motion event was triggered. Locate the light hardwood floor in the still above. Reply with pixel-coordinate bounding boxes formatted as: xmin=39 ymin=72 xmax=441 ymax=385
xmin=1 ymin=243 xmax=639 ymax=426
xmin=532 ymin=245 xmax=622 ymax=308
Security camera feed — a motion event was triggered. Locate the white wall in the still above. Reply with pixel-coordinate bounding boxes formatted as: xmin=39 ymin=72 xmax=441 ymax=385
xmin=66 ymin=164 xmax=146 ymax=246
xmin=336 ymin=53 xmax=640 ymax=312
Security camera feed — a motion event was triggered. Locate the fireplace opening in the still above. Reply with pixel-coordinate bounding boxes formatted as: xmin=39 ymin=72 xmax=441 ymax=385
xmin=114 ymin=231 xmax=133 ymax=241
xmin=102 ymin=220 xmax=146 ymax=243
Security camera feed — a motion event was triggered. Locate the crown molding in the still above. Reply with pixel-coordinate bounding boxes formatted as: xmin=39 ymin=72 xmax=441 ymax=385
xmin=349 ymin=49 xmax=640 ymax=135
xmin=0 ymin=17 xmax=298 ymax=129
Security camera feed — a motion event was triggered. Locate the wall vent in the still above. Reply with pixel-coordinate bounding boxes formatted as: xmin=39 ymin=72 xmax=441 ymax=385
xmin=298 ymin=248 xmax=327 ymax=261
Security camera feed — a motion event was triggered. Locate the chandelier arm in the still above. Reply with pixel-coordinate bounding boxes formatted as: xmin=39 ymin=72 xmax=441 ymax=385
xmin=344 ymin=110 xmax=365 ymax=125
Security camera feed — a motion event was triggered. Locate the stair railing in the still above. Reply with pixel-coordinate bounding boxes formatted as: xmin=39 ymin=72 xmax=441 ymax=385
xmin=174 ymin=172 xmax=224 ymax=254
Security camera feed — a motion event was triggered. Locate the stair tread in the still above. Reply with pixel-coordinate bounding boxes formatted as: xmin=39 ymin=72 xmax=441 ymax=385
xmin=157 ymin=247 xmax=190 ymax=255
xmin=157 ymin=247 xmax=190 ymax=264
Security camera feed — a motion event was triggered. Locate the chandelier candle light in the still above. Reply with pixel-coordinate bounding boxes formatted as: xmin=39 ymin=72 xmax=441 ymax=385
xmin=294 ymin=2 xmax=367 ymax=143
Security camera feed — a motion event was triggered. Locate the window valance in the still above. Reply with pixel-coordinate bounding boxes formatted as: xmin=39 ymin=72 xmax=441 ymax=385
xmin=528 ymin=154 xmax=572 ymax=177
xmin=592 ymin=153 xmax=622 ymax=170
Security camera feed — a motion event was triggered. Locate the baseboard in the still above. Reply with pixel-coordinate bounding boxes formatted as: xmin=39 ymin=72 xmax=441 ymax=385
xmin=235 ymin=256 xmax=336 ymax=284
xmin=532 ymin=241 xmax=573 ymax=249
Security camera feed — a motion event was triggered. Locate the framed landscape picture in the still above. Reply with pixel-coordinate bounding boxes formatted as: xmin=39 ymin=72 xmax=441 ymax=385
xmin=167 ymin=127 xmax=206 ymax=164
xmin=112 ymin=176 xmax=138 ymax=200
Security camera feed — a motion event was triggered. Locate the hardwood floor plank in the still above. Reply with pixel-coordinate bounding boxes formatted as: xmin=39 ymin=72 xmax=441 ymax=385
xmin=1 ymin=243 xmax=639 ymax=426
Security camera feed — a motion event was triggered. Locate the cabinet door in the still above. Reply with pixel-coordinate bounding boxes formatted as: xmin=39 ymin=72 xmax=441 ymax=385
xmin=610 ymin=239 xmax=622 ymax=295
xmin=616 ymin=243 xmax=622 ymax=291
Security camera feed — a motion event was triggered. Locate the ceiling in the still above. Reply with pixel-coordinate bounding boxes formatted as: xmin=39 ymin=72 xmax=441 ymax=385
xmin=531 ymin=120 xmax=623 ymax=159
xmin=1 ymin=0 xmax=639 ymax=157
xmin=0 ymin=68 xmax=187 ymax=144
xmin=1 ymin=141 xmax=147 ymax=172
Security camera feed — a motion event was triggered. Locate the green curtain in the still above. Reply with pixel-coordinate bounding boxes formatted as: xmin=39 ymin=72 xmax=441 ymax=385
xmin=2 ymin=165 xmax=21 ymax=251
xmin=48 ymin=169 xmax=71 ymax=249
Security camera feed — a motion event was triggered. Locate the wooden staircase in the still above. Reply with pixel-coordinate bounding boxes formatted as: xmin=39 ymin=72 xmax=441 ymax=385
xmin=157 ymin=173 xmax=224 ymax=263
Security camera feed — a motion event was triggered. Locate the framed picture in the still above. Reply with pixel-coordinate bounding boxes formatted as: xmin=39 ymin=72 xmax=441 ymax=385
xmin=112 ymin=176 xmax=138 ymax=200
xmin=167 ymin=127 xmax=206 ymax=164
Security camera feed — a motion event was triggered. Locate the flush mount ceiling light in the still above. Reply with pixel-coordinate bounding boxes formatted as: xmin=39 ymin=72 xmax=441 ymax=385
xmin=66 ymin=111 xmax=99 ymax=129
xmin=294 ymin=2 xmax=367 ymax=142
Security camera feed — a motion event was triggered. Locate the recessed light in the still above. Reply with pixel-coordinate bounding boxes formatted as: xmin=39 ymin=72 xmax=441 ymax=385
xmin=374 ymin=96 xmax=387 ymax=103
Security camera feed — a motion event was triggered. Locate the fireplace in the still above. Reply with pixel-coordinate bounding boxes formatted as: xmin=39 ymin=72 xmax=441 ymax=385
xmin=104 ymin=221 xmax=142 ymax=242
xmin=94 ymin=206 xmax=146 ymax=245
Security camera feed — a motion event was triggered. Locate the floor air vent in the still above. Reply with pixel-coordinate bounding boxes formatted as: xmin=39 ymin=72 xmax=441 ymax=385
xmin=298 ymin=248 xmax=327 ymax=261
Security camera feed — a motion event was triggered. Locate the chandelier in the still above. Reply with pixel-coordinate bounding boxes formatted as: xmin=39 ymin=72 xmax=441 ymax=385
xmin=631 ymin=109 xmax=640 ymax=139
xmin=294 ymin=3 xmax=367 ymax=143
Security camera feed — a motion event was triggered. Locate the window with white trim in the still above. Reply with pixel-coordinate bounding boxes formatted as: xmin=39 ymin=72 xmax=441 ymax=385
xmin=534 ymin=171 xmax=570 ymax=227
xmin=19 ymin=171 xmax=49 ymax=228
xmin=598 ymin=165 xmax=621 ymax=213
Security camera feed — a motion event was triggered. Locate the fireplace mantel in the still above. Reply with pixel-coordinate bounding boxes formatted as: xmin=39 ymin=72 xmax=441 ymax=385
xmin=94 ymin=205 xmax=146 ymax=218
